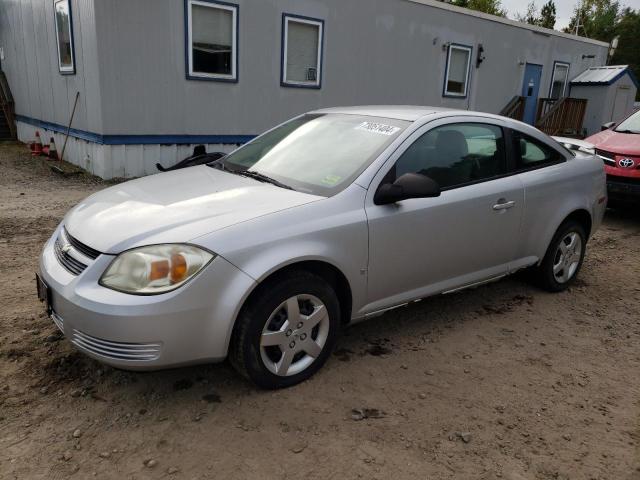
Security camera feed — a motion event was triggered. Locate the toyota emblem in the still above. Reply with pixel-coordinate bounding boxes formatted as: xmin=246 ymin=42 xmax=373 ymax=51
xmin=61 ymin=243 xmax=72 ymax=254
xmin=619 ymin=158 xmax=635 ymax=168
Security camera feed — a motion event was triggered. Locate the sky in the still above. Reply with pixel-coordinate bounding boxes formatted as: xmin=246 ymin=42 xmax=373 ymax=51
xmin=500 ymin=0 xmax=640 ymax=30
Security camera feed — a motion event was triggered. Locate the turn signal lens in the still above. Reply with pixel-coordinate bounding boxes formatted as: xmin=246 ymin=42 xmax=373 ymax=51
xmin=100 ymin=244 xmax=214 ymax=295
xmin=149 ymin=260 xmax=170 ymax=281
xmin=170 ymin=253 xmax=188 ymax=283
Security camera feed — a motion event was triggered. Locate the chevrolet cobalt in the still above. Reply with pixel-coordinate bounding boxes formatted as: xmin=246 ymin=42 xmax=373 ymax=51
xmin=38 ymin=106 xmax=607 ymax=388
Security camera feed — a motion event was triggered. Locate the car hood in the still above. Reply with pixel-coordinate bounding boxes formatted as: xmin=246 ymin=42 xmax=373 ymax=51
xmin=585 ymin=129 xmax=640 ymax=156
xmin=64 ymin=166 xmax=322 ymax=254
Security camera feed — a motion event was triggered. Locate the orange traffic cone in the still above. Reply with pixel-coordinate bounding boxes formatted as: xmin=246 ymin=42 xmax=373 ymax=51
xmin=48 ymin=137 xmax=58 ymax=160
xmin=32 ymin=131 xmax=43 ymax=156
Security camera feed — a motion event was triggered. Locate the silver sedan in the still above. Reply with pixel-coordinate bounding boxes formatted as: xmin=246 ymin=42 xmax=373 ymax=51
xmin=38 ymin=106 xmax=607 ymax=388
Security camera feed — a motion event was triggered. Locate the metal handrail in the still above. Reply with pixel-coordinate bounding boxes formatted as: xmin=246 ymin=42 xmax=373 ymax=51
xmin=0 ymin=71 xmax=16 ymax=139
xmin=500 ymin=95 xmax=526 ymax=120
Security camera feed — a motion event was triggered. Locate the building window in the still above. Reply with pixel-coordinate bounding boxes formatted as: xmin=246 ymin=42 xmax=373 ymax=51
xmin=281 ymin=14 xmax=324 ymax=88
xmin=549 ymin=62 xmax=570 ymax=99
xmin=186 ymin=0 xmax=238 ymax=82
xmin=443 ymin=44 xmax=472 ymax=98
xmin=54 ymin=0 xmax=75 ymax=74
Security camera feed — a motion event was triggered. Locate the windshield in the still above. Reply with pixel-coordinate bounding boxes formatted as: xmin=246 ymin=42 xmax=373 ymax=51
xmin=218 ymin=114 xmax=409 ymax=196
xmin=615 ymin=110 xmax=640 ymax=134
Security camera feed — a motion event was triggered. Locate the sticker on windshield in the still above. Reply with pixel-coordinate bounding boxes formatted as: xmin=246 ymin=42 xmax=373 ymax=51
xmin=322 ymin=175 xmax=342 ymax=186
xmin=355 ymin=122 xmax=401 ymax=136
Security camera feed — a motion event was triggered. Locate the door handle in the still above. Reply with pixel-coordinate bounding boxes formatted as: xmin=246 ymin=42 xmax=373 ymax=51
xmin=493 ymin=200 xmax=516 ymax=211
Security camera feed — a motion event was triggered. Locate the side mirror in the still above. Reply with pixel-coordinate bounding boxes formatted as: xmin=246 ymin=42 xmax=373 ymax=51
xmin=601 ymin=122 xmax=616 ymax=131
xmin=374 ymin=173 xmax=441 ymax=206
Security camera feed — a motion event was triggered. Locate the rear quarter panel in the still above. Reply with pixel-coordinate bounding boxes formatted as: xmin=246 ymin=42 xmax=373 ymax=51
xmin=516 ymin=153 xmax=606 ymax=263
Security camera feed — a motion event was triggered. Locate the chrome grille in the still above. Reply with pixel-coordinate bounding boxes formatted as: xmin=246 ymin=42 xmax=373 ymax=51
xmin=54 ymin=235 xmax=87 ymax=275
xmin=51 ymin=311 xmax=64 ymax=333
xmin=595 ymin=149 xmax=616 ymax=166
xmin=63 ymin=228 xmax=101 ymax=260
xmin=71 ymin=329 xmax=161 ymax=361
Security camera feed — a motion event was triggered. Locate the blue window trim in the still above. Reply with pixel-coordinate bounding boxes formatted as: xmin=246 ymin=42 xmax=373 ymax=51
xmin=184 ymin=0 xmax=239 ymax=83
xmin=15 ymin=114 xmax=256 ymax=145
xmin=442 ymin=43 xmax=473 ymax=99
xmin=53 ymin=0 xmax=76 ymax=75
xmin=280 ymin=13 xmax=324 ymax=90
xmin=548 ymin=61 xmax=570 ymax=98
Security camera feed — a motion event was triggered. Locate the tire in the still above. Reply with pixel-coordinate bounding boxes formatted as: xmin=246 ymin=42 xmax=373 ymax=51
xmin=532 ymin=220 xmax=587 ymax=292
xmin=229 ymin=270 xmax=341 ymax=389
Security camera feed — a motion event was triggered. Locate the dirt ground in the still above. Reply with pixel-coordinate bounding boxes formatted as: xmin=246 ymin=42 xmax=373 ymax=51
xmin=1 ymin=143 xmax=639 ymax=480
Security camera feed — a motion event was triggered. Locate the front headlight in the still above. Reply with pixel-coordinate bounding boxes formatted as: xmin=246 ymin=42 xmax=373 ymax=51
xmin=99 ymin=244 xmax=214 ymax=295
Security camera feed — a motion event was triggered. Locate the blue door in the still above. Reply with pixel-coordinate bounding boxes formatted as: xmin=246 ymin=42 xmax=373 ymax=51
xmin=521 ymin=64 xmax=543 ymax=125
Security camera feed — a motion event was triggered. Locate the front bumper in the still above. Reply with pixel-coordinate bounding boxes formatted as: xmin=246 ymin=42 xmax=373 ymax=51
xmin=39 ymin=226 xmax=256 ymax=370
xmin=607 ymin=175 xmax=640 ymax=201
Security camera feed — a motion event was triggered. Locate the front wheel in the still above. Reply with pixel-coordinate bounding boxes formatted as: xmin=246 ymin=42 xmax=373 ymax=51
xmin=533 ymin=220 xmax=587 ymax=292
xmin=229 ymin=271 xmax=340 ymax=389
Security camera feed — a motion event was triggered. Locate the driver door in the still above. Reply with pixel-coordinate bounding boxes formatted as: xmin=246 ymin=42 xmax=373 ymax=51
xmin=363 ymin=118 xmax=524 ymax=314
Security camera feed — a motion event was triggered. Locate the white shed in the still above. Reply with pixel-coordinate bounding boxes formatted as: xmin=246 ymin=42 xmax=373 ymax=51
xmin=569 ymin=65 xmax=639 ymax=136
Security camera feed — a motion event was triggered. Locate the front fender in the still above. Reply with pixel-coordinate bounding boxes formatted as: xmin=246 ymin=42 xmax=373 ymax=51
xmin=192 ymin=185 xmax=369 ymax=353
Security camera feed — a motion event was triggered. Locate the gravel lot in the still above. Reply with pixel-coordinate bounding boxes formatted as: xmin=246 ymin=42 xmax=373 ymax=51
xmin=1 ymin=143 xmax=639 ymax=480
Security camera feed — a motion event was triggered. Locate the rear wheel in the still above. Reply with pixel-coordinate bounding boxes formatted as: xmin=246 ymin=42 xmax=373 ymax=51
xmin=229 ymin=271 xmax=340 ymax=389
xmin=533 ymin=220 xmax=586 ymax=292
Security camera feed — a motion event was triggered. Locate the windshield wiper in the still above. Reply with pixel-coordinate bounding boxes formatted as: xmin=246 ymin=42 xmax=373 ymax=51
xmin=235 ymin=170 xmax=294 ymax=190
xmin=614 ymin=129 xmax=639 ymax=134
xmin=206 ymin=159 xmax=228 ymax=171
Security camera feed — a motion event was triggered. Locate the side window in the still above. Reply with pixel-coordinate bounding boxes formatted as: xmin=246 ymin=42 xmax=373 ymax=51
xmin=393 ymin=123 xmax=506 ymax=190
xmin=513 ymin=131 xmax=564 ymax=170
xmin=54 ymin=0 xmax=75 ymax=74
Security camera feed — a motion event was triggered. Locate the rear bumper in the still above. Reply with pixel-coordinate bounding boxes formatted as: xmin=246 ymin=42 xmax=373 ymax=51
xmin=39 ymin=225 xmax=256 ymax=370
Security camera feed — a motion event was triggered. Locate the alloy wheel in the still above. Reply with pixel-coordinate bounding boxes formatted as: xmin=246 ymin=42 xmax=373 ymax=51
xmin=552 ymin=232 xmax=583 ymax=284
xmin=260 ymin=294 xmax=330 ymax=377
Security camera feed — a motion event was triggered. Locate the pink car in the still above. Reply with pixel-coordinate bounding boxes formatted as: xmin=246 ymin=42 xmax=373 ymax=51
xmin=586 ymin=109 xmax=640 ymax=204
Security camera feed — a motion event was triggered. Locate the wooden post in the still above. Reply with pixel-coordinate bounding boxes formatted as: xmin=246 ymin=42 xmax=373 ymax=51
xmin=60 ymin=91 xmax=79 ymax=163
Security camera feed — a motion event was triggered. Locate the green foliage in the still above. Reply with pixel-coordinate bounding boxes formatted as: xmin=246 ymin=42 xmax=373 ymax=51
xmin=610 ymin=8 xmax=640 ymax=99
xmin=539 ymin=0 xmax=557 ymax=29
xmin=517 ymin=1 xmax=539 ymax=25
xmin=564 ymin=0 xmax=620 ymax=41
xmin=517 ymin=1 xmax=556 ymax=29
xmin=564 ymin=1 xmax=638 ymax=100
xmin=441 ymin=0 xmax=505 ymax=16
xmin=466 ymin=0 xmax=507 ymax=16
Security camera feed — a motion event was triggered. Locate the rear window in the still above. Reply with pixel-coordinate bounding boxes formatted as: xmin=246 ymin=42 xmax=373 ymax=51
xmin=512 ymin=131 xmax=565 ymax=170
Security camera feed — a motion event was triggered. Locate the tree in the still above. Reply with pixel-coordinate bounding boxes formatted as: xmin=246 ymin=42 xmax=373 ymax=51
xmin=466 ymin=0 xmax=506 ymax=16
xmin=564 ymin=0 xmax=620 ymax=41
xmin=516 ymin=0 xmax=556 ymax=28
xmin=440 ymin=0 xmax=505 ymax=16
xmin=610 ymin=8 xmax=640 ymax=92
xmin=539 ymin=0 xmax=557 ymax=29
xmin=517 ymin=1 xmax=539 ymax=25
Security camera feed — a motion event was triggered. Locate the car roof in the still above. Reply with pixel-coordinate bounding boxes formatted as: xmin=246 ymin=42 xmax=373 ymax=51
xmin=310 ymin=105 xmax=454 ymax=121
xmin=310 ymin=105 xmax=508 ymax=123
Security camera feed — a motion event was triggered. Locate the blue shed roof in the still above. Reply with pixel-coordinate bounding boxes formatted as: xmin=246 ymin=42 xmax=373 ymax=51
xmin=571 ymin=65 xmax=639 ymax=89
